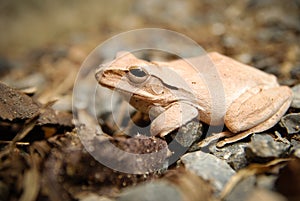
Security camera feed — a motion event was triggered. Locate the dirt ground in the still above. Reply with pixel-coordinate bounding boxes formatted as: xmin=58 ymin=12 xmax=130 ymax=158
xmin=0 ymin=0 xmax=300 ymax=201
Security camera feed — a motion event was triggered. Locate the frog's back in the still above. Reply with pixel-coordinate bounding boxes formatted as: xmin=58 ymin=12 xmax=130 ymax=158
xmin=207 ymin=52 xmax=278 ymax=101
xmin=159 ymin=52 xmax=279 ymax=125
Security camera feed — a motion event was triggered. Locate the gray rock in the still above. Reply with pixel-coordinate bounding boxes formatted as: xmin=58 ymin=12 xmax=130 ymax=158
xmin=209 ymin=143 xmax=248 ymax=170
xmin=181 ymin=151 xmax=235 ymax=194
xmin=280 ymin=113 xmax=300 ymax=134
xmin=117 ymin=181 xmax=183 ymax=201
xmin=291 ymin=139 xmax=300 ymax=158
xmin=172 ymin=120 xmax=203 ymax=148
xmin=245 ymin=188 xmax=288 ymax=201
xmin=77 ymin=193 xmax=114 ymax=201
xmin=246 ymin=134 xmax=290 ymax=159
xmin=223 ymin=176 xmax=256 ymax=201
xmin=291 ymin=84 xmax=300 ymax=109
xmin=256 ymin=175 xmax=278 ymax=190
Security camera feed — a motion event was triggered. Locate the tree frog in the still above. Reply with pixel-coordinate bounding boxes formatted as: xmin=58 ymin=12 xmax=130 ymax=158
xmin=95 ymin=52 xmax=292 ymax=147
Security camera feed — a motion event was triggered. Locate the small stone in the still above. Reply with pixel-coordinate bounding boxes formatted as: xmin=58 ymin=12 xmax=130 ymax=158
xmin=222 ymin=35 xmax=240 ymax=48
xmin=294 ymin=149 xmax=300 ymax=159
xmin=291 ymin=66 xmax=300 ymax=81
xmin=172 ymin=120 xmax=203 ymax=149
xmin=181 ymin=151 xmax=235 ymax=195
xmin=117 ymin=181 xmax=182 ymax=201
xmin=117 ymin=167 xmax=214 ymax=201
xmin=280 ymin=113 xmax=300 ymax=134
xmin=291 ymin=84 xmax=300 ymax=108
xmin=245 ymin=188 xmax=288 ymax=201
xmin=223 ymin=176 xmax=256 ymax=201
xmin=77 ymin=193 xmax=114 ymax=201
xmin=209 ymin=142 xmax=248 ymax=170
xmin=246 ymin=134 xmax=290 ymax=160
xmin=211 ymin=22 xmax=226 ymax=36
xmin=0 ymin=57 xmax=12 ymax=76
xmin=236 ymin=53 xmax=252 ymax=64
xmin=256 ymin=175 xmax=278 ymax=190
xmin=291 ymin=139 xmax=300 ymax=158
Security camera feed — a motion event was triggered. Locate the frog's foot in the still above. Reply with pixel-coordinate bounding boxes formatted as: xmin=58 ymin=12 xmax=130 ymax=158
xmin=150 ymin=102 xmax=198 ymax=137
xmin=215 ymin=128 xmax=260 ymax=147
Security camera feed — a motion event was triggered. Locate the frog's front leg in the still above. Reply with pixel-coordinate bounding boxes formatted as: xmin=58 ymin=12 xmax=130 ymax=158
xmin=219 ymin=86 xmax=292 ymax=146
xmin=150 ymin=102 xmax=198 ymax=137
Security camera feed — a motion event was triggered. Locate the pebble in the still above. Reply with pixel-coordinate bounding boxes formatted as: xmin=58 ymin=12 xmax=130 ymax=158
xmin=209 ymin=143 xmax=248 ymax=170
xmin=291 ymin=139 xmax=300 ymax=158
xmin=290 ymin=66 xmax=300 ymax=81
xmin=172 ymin=120 xmax=203 ymax=149
xmin=245 ymin=189 xmax=288 ymax=201
xmin=256 ymin=175 xmax=278 ymax=190
xmin=0 ymin=57 xmax=13 ymax=75
xmin=10 ymin=72 xmax=46 ymax=89
xmin=181 ymin=151 xmax=235 ymax=195
xmin=117 ymin=181 xmax=182 ymax=201
xmin=117 ymin=167 xmax=214 ymax=201
xmin=223 ymin=176 xmax=256 ymax=201
xmin=280 ymin=113 xmax=300 ymax=134
xmin=291 ymin=84 xmax=300 ymax=108
xmin=246 ymin=134 xmax=290 ymax=160
xmin=78 ymin=194 xmax=114 ymax=201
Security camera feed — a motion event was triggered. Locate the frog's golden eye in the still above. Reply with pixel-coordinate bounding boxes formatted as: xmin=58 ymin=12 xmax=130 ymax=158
xmin=127 ymin=66 xmax=149 ymax=84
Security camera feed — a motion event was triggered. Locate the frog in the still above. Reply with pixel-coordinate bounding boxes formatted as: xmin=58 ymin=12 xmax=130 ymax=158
xmin=95 ymin=51 xmax=292 ymax=147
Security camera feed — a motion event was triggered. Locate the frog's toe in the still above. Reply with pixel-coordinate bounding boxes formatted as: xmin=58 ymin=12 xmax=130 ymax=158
xmin=197 ymin=131 xmax=234 ymax=147
xmin=216 ymin=130 xmax=253 ymax=147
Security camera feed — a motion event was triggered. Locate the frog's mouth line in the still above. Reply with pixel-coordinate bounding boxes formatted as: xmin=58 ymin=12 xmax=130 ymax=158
xmin=98 ymin=78 xmax=174 ymax=107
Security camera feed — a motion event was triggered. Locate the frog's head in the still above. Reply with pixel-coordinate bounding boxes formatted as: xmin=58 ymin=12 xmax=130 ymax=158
xmin=95 ymin=52 xmax=194 ymax=106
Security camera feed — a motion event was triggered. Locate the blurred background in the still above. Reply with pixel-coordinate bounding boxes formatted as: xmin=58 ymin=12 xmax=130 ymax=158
xmin=0 ymin=1 xmax=300 ymax=200
xmin=1 ymin=0 xmax=299 ymax=57
xmin=0 ymin=0 xmax=299 ymax=95
xmin=0 ymin=0 xmax=300 ymax=99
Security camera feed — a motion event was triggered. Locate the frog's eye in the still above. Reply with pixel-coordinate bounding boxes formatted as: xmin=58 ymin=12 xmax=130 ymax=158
xmin=127 ymin=66 xmax=149 ymax=84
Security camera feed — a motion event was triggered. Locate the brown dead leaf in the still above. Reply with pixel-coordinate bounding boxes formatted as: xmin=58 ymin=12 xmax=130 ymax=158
xmin=0 ymin=82 xmax=39 ymax=121
xmin=220 ymin=158 xmax=290 ymax=199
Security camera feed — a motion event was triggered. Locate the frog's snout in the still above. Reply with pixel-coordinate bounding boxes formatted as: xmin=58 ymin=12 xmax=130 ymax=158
xmin=95 ymin=68 xmax=104 ymax=82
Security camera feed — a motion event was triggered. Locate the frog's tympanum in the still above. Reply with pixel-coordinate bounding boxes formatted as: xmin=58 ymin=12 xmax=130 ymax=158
xmin=95 ymin=52 xmax=292 ymax=147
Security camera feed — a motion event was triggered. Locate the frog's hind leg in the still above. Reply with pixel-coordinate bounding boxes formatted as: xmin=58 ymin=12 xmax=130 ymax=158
xmin=217 ymin=90 xmax=292 ymax=147
xmin=198 ymin=98 xmax=291 ymax=148
xmin=225 ymin=86 xmax=292 ymax=133
xmin=198 ymin=86 xmax=292 ymax=148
